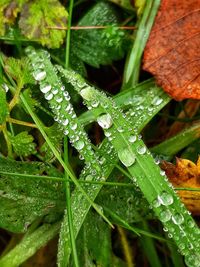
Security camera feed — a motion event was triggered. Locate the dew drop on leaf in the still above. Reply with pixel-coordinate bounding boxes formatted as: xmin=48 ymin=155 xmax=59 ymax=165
xmin=80 ymin=87 xmax=94 ymax=101
xmin=118 ymin=148 xmax=136 ymax=167
xmin=172 ymin=213 xmax=184 ymax=225
xmin=33 ymin=71 xmax=47 ymax=81
xmin=137 ymin=146 xmax=147 ymax=155
xmin=159 ymin=209 xmax=171 ymax=222
xmin=97 ymin=114 xmax=113 ymax=129
xmin=44 ymin=93 xmax=53 ymax=100
xmin=40 ymin=84 xmax=52 ymax=94
xmin=129 ymin=135 xmax=137 ymax=143
xmin=158 ymin=191 xmax=174 ymax=206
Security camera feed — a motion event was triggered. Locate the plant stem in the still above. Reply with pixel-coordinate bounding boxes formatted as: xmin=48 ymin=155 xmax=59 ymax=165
xmin=64 ymin=1 xmax=79 ymax=267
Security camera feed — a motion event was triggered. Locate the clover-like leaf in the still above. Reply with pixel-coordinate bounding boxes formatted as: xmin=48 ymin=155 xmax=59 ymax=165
xmin=19 ymin=0 xmax=68 ymax=48
xmin=9 ymin=131 xmax=36 ymax=157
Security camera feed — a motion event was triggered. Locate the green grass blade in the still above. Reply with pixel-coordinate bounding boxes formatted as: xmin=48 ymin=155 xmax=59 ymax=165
xmin=58 ymin=67 xmax=200 ymax=265
xmin=122 ymin=0 xmax=160 ymax=88
xmin=151 ymin=123 xmax=200 ymax=158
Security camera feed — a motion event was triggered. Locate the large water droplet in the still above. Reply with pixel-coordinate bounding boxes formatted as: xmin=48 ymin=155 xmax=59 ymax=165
xmin=40 ymin=85 xmax=52 ymax=94
xmin=118 ymin=148 xmax=136 ymax=167
xmin=158 ymin=191 xmax=174 ymax=206
xmin=62 ymin=119 xmax=69 ymax=126
xmin=45 ymin=93 xmax=53 ymax=100
xmin=137 ymin=146 xmax=147 ymax=155
xmin=75 ymin=140 xmax=84 ymax=150
xmin=152 ymin=96 xmax=163 ymax=106
xmin=172 ymin=213 xmax=184 ymax=225
xmin=33 ymin=71 xmax=46 ymax=81
xmin=159 ymin=209 xmax=171 ymax=222
xmin=80 ymin=87 xmax=94 ymax=101
xmin=129 ymin=135 xmax=137 ymax=143
xmin=97 ymin=114 xmax=113 ymax=129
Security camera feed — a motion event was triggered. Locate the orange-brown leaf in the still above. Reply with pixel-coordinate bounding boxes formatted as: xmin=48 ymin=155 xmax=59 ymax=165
xmin=162 ymin=158 xmax=200 ymax=215
xmin=143 ymin=0 xmax=200 ymax=100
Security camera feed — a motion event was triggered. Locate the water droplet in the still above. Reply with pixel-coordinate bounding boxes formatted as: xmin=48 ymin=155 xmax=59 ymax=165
xmin=118 ymin=148 xmax=136 ymax=167
xmin=129 ymin=135 xmax=137 ymax=143
xmin=55 ymin=97 xmax=63 ymax=103
xmin=40 ymin=85 xmax=52 ymax=94
xmin=76 ymin=140 xmax=84 ymax=150
xmin=80 ymin=87 xmax=94 ymax=101
xmin=187 ymin=219 xmax=195 ymax=228
xmin=33 ymin=71 xmax=46 ymax=81
xmin=85 ymin=174 xmax=93 ymax=181
xmin=97 ymin=114 xmax=113 ymax=129
xmin=45 ymin=93 xmax=53 ymax=100
xmin=62 ymin=119 xmax=69 ymax=126
xmin=158 ymin=191 xmax=173 ymax=206
xmin=2 ymin=83 xmax=9 ymax=92
xmin=137 ymin=146 xmax=147 ymax=155
xmin=159 ymin=209 xmax=171 ymax=222
xmin=71 ymin=123 xmax=77 ymax=130
xmin=172 ymin=213 xmax=184 ymax=225
xmin=152 ymin=96 xmax=163 ymax=106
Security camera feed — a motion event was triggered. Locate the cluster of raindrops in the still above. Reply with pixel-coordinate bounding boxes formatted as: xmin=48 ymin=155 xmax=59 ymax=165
xmin=56 ymin=62 xmax=200 ymax=265
xmin=25 ymin=47 xmax=103 ymax=180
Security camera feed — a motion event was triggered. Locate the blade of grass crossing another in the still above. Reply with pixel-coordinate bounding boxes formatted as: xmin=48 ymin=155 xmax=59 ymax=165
xmin=57 ymin=66 xmax=200 ymax=267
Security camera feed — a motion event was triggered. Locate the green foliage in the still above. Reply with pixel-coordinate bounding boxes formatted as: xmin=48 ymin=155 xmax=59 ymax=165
xmin=18 ymin=0 xmax=68 ymax=48
xmin=0 ymin=158 xmax=65 ymax=233
xmin=40 ymin=123 xmax=64 ymax=161
xmin=9 ymin=131 xmax=36 ymax=156
xmin=0 ymin=1 xmax=200 ymax=267
xmin=77 ymin=210 xmax=112 ymax=267
xmin=4 ymin=57 xmax=34 ymax=86
xmin=71 ymin=1 xmax=130 ymax=67
xmin=0 ymin=87 xmax=9 ymax=124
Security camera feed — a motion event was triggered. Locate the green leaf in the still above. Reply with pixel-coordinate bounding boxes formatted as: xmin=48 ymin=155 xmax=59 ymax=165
xmin=0 ymin=87 xmax=9 ymax=124
xmin=9 ymin=131 xmax=36 ymax=156
xmin=0 ymin=222 xmax=61 ymax=267
xmin=0 ymin=158 xmax=65 ymax=233
xmin=71 ymin=1 xmax=129 ymax=67
xmin=77 ymin=210 xmax=112 ymax=267
xmin=134 ymin=0 xmax=146 ymax=15
xmin=40 ymin=123 xmax=64 ymax=162
xmin=4 ymin=57 xmax=34 ymax=86
xmin=19 ymin=0 xmax=68 ymax=48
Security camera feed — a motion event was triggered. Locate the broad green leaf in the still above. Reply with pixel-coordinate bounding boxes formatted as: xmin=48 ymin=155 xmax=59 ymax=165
xmin=19 ymin=0 xmax=68 ymax=48
xmin=0 ymin=87 xmax=9 ymax=124
xmin=71 ymin=1 xmax=129 ymax=67
xmin=77 ymin=210 xmax=112 ymax=267
xmin=9 ymin=131 xmax=36 ymax=156
xmin=0 ymin=158 xmax=65 ymax=233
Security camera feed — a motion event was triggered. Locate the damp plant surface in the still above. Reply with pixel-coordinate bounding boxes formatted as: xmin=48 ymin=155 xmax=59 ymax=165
xmin=0 ymin=1 xmax=200 ymax=267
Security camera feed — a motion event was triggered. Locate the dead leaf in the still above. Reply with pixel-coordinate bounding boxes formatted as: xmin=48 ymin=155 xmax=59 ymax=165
xmin=162 ymin=158 xmax=200 ymax=215
xmin=143 ymin=0 xmax=200 ymax=100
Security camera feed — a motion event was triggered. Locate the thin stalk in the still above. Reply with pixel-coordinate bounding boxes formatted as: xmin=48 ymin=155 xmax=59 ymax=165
xmin=64 ymin=1 xmax=79 ymax=266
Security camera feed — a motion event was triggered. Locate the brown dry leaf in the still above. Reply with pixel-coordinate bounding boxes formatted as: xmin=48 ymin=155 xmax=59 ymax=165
xmin=143 ymin=0 xmax=200 ymax=100
xmin=162 ymin=158 xmax=200 ymax=215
